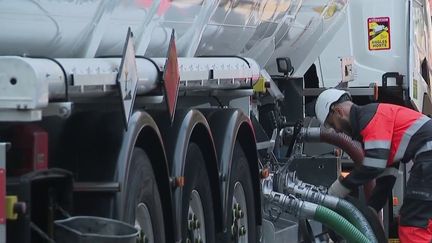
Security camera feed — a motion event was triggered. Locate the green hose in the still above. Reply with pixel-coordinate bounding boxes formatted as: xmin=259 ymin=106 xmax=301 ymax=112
xmin=334 ymin=198 xmax=377 ymax=243
xmin=314 ymin=205 xmax=370 ymax=243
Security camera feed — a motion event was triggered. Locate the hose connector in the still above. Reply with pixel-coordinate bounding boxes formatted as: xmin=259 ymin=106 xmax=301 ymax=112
xmin=286 ymin=181 xmax=325 ymax=204
xmin=264 ymin=190 xmax=317 ymax=219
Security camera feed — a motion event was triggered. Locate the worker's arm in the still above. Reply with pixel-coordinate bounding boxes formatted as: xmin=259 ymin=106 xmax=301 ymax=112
xmin=367 ymin=165 xmax=398 ymax=211
xmin=329 ymin=108 xmax=394 ymax=197
xmin=367 ymin=174 xmax=397 ymax=211
xmin=340 ymin=165 xmax=385 ymax=189
xmin=329 ymin=140 xmax=392 ymax=197
xmin=328 ymin=165 xmax=385 ymax=197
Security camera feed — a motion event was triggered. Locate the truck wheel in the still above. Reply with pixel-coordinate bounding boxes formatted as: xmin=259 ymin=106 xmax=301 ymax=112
xmin=182 ymin=143 xmax=216 ymax=243
xmin=123 ymin=148 xmax=165 ymax=243
xmin=227 ymin=142 xmax=257 ymax=243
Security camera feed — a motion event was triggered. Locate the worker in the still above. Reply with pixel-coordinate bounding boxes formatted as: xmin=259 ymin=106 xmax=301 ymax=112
xmin=315 ymin=88 xmax=432 ymax=242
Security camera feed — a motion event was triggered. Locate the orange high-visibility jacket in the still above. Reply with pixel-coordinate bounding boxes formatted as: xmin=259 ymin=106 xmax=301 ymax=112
xmin=359 ymin=103 xmax=430 ymax=168
xmin=340 ymin=103 xmax=432 ymax=190
xmin=341 ymin=103 xmax=432 ymax=228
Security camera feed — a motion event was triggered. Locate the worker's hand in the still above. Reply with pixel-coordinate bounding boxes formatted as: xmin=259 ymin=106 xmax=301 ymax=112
xmin=327 ymin=179 xmax=350 ymax=198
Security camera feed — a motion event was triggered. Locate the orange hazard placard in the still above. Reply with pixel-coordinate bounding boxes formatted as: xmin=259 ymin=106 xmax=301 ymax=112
xmin=368 ymin=17 xmax=390 ymax=50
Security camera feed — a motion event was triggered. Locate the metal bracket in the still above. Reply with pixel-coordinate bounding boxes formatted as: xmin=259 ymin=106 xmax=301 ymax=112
xmin=0 ymin=110 xmax=42 ymax=122
xmin=42 ymin=102 xmax=72 ymax=119
xmin=73 ymin=182 xmax=120 ymax=193
xmin=340 ymin=56 xmax=355 ymax=82
xmin=382 ymin=72 xmax=403 ymax=87
xmin=261 ymin=70 xmax=284 ymax=101
xmin=256 ymin=129 xmax=278 ymax=153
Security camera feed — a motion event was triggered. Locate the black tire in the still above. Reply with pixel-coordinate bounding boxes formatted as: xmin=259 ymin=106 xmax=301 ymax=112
xmin=182 ymin=143 xmax=216 ymax=243
xmin=123 ymin=148 xmax=166 ymax=243
xmin=226 ymin=142 xmax=257 ymax=243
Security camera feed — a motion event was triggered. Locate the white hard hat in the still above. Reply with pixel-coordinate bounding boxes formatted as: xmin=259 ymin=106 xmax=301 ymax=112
xmin=315 ymin=89 xmax=350 ymax=124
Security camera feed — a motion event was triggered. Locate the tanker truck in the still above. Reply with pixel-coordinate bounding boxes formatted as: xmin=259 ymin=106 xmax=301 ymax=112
xmin=0 ymin=0 xmax=430 ymax=242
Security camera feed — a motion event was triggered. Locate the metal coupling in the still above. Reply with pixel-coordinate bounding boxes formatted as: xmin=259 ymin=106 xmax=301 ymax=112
xmin=285 ymin=179 xmax=340 ymax=209
xmin=263 ymin=190 xmax=318 ymax=219
xmin=302 ymin=127 xmax=321 ymax=142
xmin=285 ymin=181 xmax=325 ymax=205
xmin=264 ymin=190 xmax=299 ymax=216
xmin=282 ymin=126 xmax=322 ymax=144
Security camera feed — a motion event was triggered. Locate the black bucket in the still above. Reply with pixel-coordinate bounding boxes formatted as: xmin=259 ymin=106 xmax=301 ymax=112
xmin=54 ymin=216 xmax=139 ymax=243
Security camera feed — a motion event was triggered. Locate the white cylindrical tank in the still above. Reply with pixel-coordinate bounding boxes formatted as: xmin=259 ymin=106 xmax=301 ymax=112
xmin=0 ymin=0 xmax=291 ymax=58
xmin=0 ymin=0 xmax=347 ymax=75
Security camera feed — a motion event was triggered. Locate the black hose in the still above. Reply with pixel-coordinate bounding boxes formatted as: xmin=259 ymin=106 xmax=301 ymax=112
xmin=317 ymin=129 xmax=384 ymax=242
xmin=334 ymin=198 xmax=378 ymax=243
xmin=291 ymin=184 xmax=377 ymax=242
xmin=266 ymin=191 xmax=371 ymax=242
xmin=314 ymin=205 xmax=370 ymax=243
xmin=345 ymin=195 xmax=387 ymax=243
xmin=301 ymin=127 xmax=381 ymax=241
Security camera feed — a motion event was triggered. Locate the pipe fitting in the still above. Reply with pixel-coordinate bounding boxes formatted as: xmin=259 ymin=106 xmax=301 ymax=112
xmin=286 ymin=181 xmax=325 ymax=205
xmin=302 ymin=127 xmax=321 ymax=142
xmin=264 ymin=190 xmax=317 ymax=218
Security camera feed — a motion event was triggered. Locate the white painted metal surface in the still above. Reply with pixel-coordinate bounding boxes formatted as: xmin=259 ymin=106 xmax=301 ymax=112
xmin=315 ymin=0 xmax=432 ymax=112
xmin=408 ymin=0 xmax=432 ymax=111
xmin=317 ymin=0 xmax=410 ymax=88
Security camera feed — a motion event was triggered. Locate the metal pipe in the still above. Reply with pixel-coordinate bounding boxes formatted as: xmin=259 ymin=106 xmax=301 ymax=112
xmin=47 ymin=58 xmax=160 ymax=99
xmin=0 ymin=56 xmax=260 ymax=112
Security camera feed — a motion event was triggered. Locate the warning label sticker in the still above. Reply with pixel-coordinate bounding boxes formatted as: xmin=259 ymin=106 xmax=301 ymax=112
xmin=368 ymin=17 xmax=390 ymax=50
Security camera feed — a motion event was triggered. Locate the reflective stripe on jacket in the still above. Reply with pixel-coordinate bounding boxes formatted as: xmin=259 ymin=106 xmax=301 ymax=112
xmin=341 ymin=103 xmax=432 ymax=191
xmin=358 ymin=103 xmax=430 ymax=168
